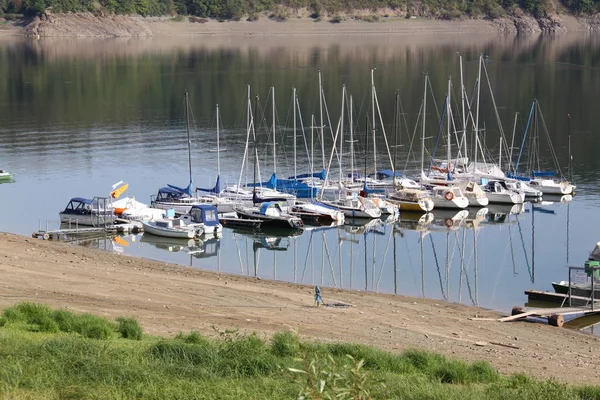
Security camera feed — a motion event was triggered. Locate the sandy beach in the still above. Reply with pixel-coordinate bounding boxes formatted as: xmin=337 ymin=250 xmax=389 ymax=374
xmin=1 ymin=231 xmax=599 ymax=385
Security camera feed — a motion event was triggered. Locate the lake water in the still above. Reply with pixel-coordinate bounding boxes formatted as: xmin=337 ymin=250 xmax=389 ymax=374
xmin=1 ymin=33 xmax=599 ymax=326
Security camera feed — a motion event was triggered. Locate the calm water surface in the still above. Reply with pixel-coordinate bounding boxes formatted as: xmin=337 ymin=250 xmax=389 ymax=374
xmin=0 ymin=34 xmax=599 ymax=326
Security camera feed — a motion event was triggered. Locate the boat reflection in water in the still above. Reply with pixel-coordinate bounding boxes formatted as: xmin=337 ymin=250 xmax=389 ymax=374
xmin=140 ymin=232 xmax=221 ymax=259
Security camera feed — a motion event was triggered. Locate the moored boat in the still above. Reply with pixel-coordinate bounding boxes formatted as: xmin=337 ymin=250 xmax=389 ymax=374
xmin=0 ymin=170 xmax=13 ymax=182
xmin=429 ymin=186 xmax=469 ymax=210
xmin=387 ymin=188 xmax=434 ymax=213
xmin=59 ymin=197 xmax=116 ymax=226
xmin=235 ymin=201 xmax=304 ymax=230
xmin=142 ymin=217 xmax=203 ymax=239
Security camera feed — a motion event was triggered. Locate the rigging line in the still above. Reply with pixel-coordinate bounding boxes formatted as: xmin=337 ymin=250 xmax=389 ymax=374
xmin=481 ymin=57 xmax=509 ymax=156
xmin=509 ymin=222 xmax=517 ymax=276
xmin=401 ymin=94 xmax=421 ymax=172
xmin=294 ymin=95 xmax=312 ymax=171
xmin=300 ymin=230 xmax=315 ymax=283
xmin=233 ymin=233 xmax=246 ymax=275
xmin=322 ymin=232 xmax=338 ymax=287
xmin=516 ymin=213 xmax=532 ymax=281
xmin=375 ymin=224 xmax=394 ymax=290
xmin=429 ymin=234 xmax=447 ymax=300
xmin=426 ymin=74 xmax=443 ymax=125
xmin=537 ymin=102 xmax=566 ymax=179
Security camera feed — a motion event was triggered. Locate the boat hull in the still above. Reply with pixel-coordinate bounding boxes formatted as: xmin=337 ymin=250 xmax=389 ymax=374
xmin=59 ymin=213 xmax=116 ymax=226
xmin=235 ymin=209 xmax=304 ymax=230
xmin=142 ymin=221 xmax=199 ymax=238
xmin=552 ymin=281 xmax=600 ymax=299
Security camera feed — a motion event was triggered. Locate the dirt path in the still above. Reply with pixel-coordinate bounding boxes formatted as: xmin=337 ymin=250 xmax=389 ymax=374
xmin=1 ymin=232 xmax=598 ymax=385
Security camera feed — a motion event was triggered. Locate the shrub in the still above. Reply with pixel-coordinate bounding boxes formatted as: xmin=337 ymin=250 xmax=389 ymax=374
xmin=38 ymin=316 xmax=60 ymax=333
xmin=116 ymin=317 xmax=143 ymax=340
xmin=176 ymin=331 xmax=209 ymax=345
xmin=52 ymin=309 xmax=77 ymax=332
xmin=74 ymin=314 xmax=115 ymax=340
xmin=269 ymin=5 xmax=289 ymax=21
xmin=329 ymin=13 xmax=343 ymax=23
xmin=271 ymin=331 xmax=300 ymax=357
xmin=3 ymin=302 xmax=52 ymax=325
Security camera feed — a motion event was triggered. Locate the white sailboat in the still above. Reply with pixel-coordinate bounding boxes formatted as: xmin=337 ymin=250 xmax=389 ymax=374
xmin=430 ymin=186 xmax=469 ymax=209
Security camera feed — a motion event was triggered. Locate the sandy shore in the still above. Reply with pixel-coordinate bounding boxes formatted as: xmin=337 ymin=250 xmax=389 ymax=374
xmin=1 ymin=231 xmax=599 ymax=385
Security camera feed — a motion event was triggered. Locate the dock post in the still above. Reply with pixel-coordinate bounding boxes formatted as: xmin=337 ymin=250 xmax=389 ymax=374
xmin=568 ymin=266 xmax=573 ymax=307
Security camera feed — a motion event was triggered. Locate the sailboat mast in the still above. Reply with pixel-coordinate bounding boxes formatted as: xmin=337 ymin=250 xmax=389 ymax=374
xmin=319 ymin=70 xmax=325 ymax=171
xmin=460 ymin=55 xmax=467 ymax=160
xmin=371 ymin=69 xmax=377 ymax=177
xmin=340 ymin=85 xmax=345 ymax=186
xmin=185 ymin=92 xmax=193 ymax=184
xmin=447 ymin=77 xmax=452 ymax=172
xmin=475 ymin=54 xmax=482 ymax=168
xmin=393 ymin=91 xmax=399 ymax=188
xmin=272 ymin=87 xmax=276 ymax=174
xmin=216 ymin=104 xmax=220 ymax=177
xmin=350 ymin=95 xmax=354 ymax=180
xmin=364 ymin=116 xmax=368 ymax=189
xmin=509 ymin=112 xmax=518 ymax=173
xmin=293 ymin=87 xmax=297 ymax=178
xmin=568 ymin=113 xmax=572 ymax=182
xmin=311 ymin=115 xmax=315 ymax=174
xmin=421 ymin=74 xmax=428 ymax=174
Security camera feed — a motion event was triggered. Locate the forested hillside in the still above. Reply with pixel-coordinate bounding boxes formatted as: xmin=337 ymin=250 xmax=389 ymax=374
xmin=0 ymin=0 xmax=597 ymax=25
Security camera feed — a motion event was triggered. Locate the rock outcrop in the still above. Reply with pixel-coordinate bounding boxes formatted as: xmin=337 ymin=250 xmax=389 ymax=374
xmin=25 ymin=12 xmax=153 ymax=37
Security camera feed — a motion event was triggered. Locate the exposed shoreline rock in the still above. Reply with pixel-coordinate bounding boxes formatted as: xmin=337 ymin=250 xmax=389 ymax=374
xmin=0 ymin=10 xmax=595 ymax=38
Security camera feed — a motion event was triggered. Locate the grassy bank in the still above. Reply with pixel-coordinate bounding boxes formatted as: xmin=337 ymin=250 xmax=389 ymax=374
xmin=0 ymin=302 xmax=599 ymax=399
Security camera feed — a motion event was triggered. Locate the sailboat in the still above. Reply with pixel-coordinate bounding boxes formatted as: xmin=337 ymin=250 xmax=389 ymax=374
xmin=509 ymin=99 xmax=576 ymax=195
xmin=317 ymin=112 xmax=381 ymax=219
xmin=151 ymin=93 xmax=236 ymax=214
xmin=233 ymin=89 xmax=303 ymax=231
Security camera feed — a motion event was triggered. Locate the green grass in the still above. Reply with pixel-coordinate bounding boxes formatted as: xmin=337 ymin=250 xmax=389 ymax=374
xmin=0 ymin=302 xmax=599 ymax=399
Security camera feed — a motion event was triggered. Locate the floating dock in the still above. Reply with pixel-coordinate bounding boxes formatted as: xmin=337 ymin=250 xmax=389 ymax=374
xmin=525 ymin=289 xmax=600 ymax=307
xmin=32 ymin=219 xmax=143 ymax=240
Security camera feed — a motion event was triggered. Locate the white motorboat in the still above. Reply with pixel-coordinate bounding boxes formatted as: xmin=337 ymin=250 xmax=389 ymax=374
xmin=142 ymin=217 xmax=203 ymax=239
xmin=317 ymin=196 xmax=381 ymax=219
xmin=529 ymin=178 xmax=576 ymax=195
xmin=59 ymin=197 xmax=116 ymax=226
xmin=0 ymin=170 xmax=13 ymax=182
xmin=483 ymin=180 xmax=524 ymax=204
xmin=112 ymin=197 xmax=165 ymax=221
xmin=290 ymin=201 xmax=345 ymax=224
xmin=179 ymin=204 xmax=223 ymax=237
xmin=458 ymin=181 xmax=489 ymax=207
xmin=505 ymin=180 xmax=542 ymax=199
xmin=430 ymin=186 xmax=469 ymax=210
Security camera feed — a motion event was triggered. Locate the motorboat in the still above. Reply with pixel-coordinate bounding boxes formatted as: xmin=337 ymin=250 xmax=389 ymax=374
xmin=112 ymin=197 xmax=165 ymax=221
xmin=457 ymin=181 xmax=489 ymax=207
xmin=387 ymin=188 xmax=434 ymax=213
xmin=505 ymin=180 xmax=542 ymax=200
xmin=235 ymin=201 xmax=304 ymax=230
xmin=529 ymin=178 xmax=576 ymax=195
xmin=317 ymin=195 xmax=381 ymax=219
xmin=151 ymin=187 xmax=234 ymax=215
xmin=142 ymin=217 xmax=203 ymax=239
xmin=483 ymin=180 xmax=525 ymax=204
xmin=59 ymin=197 xmax=116 ymax=226
xmin=429 ymin=186 xmax=469 ymax=210
xmin=290 ymin=201 xmax=345 ymax=225
xmin=180 ymin=204 xmax=223 ymax=237
xmin=0 ymin=170 xmax=13 ymax=182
